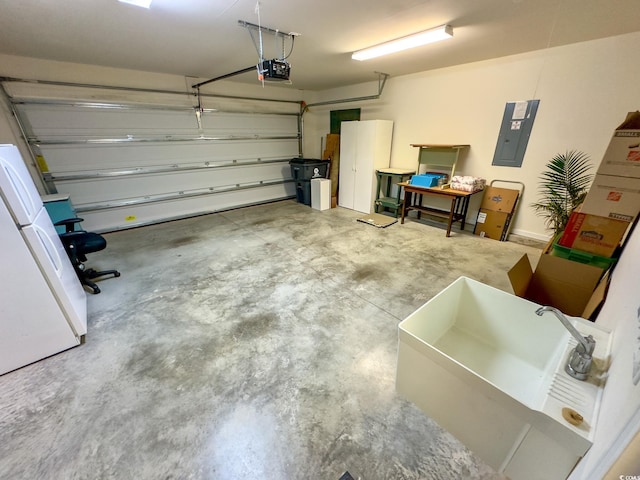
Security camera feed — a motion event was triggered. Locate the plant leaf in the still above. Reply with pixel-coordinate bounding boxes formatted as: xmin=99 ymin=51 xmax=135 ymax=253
xmin=531 ymin=150 xmax=593 ymax=233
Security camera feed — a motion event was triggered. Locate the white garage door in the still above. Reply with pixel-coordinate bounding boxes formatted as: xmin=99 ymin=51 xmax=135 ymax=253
xmin=4 ymin=79 xmax=301 ymax=232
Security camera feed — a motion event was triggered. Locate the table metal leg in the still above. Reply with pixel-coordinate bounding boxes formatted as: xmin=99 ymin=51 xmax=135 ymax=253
xmin=374 ymin=172 xmax=383 ymax=214
xmin=401 ymin=190 xmax=410 ymax=224
xmin=446 ymin=197 xmax=456 ymax=237
xmin=460 ymin=196 xmax=470 ymax=230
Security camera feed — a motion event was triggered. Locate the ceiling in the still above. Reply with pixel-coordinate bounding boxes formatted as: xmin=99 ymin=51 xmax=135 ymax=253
xmin=1 ymin=0 xmax=639 ymax=91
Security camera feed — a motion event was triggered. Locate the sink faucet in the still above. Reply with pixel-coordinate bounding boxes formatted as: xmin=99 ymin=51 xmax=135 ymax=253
xmin=535 ymin=306 xmax=596 ymax=381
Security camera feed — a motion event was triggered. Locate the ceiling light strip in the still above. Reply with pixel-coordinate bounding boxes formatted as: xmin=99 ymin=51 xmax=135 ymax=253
xmin=352 ymin=24 xmax=453 ymax=61
xmin=118 ymin=0 xmax=152 ymax=8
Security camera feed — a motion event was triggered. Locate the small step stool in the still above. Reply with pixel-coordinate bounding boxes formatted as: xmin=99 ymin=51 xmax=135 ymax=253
xmin=374 ymin=168 xmax=415 ymax=217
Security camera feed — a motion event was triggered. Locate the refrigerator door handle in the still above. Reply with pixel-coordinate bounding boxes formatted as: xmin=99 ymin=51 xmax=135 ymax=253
xmin=32 ymin=223 xmax=64 ymax=279
xmin=0 ymin=158 xmax=40 ymax=220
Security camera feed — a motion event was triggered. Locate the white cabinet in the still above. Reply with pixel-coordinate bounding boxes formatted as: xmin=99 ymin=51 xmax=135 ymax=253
xmin=338 ymin=120 xmax=393 ymax=214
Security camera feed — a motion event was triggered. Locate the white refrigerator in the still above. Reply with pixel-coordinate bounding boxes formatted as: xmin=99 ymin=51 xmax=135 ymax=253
xmin=0 ymin=144 xmax=87 ymax=375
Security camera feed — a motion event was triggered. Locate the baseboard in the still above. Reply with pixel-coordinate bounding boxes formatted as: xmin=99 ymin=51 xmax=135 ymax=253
xmin=508 ymin=228 xmax=552 ymax=242
xmin=465 ymin=221 xmax=552 ymax=243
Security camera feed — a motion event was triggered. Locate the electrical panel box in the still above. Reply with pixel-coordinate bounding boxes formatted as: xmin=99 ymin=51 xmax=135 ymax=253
xmin=492 ymin=100 xmax=539 ymax=167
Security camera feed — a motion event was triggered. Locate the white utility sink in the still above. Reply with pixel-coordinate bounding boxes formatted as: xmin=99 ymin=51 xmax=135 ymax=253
xmin=396 ymin=276 xmax=612 ymax=480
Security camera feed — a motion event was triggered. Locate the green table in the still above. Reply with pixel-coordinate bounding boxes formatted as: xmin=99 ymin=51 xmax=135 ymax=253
xmin=374 ymin=168 xmax=415 ymax=217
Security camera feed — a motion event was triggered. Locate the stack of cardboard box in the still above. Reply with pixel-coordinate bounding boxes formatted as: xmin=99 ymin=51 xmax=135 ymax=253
xmin=559 ymin=112 xmax=640 ymax=257
xmin=581 ymin=111 xmax=640 ymax=223
xmin=507 ymin=112 xmax=640 ymax=319
xmin=474 ymin=186 xmax=520 ymax=240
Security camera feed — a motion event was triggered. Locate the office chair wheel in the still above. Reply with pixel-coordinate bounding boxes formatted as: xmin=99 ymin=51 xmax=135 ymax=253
xmin=81 ymin=278 xmax=101 ymax=294
xmin=114 ymin=272 xmax=121 ymax=277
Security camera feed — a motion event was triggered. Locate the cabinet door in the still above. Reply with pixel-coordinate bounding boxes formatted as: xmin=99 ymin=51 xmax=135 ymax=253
xmin=338 ymin=121 xmax=358 ymax=209
xmin=352 ymin=122 xmax=376 ymax=213
xmin=0 ymin=203 xmax=79 ymax=375
xmin=22 ymin=208 xmax=87 ymax=336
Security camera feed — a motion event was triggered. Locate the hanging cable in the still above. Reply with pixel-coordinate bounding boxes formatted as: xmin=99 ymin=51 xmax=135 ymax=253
xmin=275 ymin=29 xmax=282 ymax=60
xmin=255 ymin=1 xmax=265 ymax=85
xmin=247 ymin=29 xmax=260 ymax=54
xmin=283 ymin=36 xmax=295 ymax=60
xmin=531 ymin=0 xmax=563 ymax=99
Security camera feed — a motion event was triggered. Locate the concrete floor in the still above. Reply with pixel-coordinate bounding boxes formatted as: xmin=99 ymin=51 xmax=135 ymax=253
xmin=0 ymin=200 xmax=545 ymax=479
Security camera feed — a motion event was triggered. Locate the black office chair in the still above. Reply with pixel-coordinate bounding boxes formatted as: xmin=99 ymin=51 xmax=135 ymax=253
xmin=55 ymin=218 xmax=120 ymax=294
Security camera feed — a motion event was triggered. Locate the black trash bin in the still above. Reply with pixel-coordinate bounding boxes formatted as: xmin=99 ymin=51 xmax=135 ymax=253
xmin=289 ymin=158 xmax=330 ymax=205
xmin=294 ymin=181 xmax=312 ymax=205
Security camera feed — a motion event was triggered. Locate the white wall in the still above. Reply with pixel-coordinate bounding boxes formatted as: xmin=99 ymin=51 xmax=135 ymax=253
xmin=570 ymin=221 xmax=640 ymax=479
xmin=302 ymin=31 xmax=640 ymax=240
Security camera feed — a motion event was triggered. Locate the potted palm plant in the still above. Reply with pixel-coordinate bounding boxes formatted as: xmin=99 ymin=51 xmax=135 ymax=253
xmin=531 ymin=150 xmax=593 ymax=234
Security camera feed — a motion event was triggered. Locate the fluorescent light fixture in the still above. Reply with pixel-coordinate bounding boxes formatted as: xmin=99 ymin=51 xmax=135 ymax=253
xmin=118 ymin=0 xmax=152 ymax=8
xmin=352 ymin=24 xmax=453 ymax=61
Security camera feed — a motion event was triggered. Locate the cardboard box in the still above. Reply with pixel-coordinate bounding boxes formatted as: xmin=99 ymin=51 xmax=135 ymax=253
xmin=558 ymin=212 xmax=629 ymax=257
xmin=507 ymin=253 xmax=605 ymax=317
xmin=581 ymin=173 xmax=640 ymax=222
xmin=597 ymin=130 xmax=640 ymax=178
xmin=480 ymin=186 xmax=519 ymax=212
xmin=474 ymin=209 xmax=510 ymax=240
xmin=596 ymin=111 xmax=640 ymax=178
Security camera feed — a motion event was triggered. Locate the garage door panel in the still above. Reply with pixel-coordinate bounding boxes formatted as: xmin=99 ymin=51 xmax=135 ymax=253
xmin=200 ymin=113 xmax=299 ymax=136
xmin=39 ymin=139 xmax=300 ymax=174
xmin=7 ymin=80 xmax=302 ymax=231
xmin=21 ymin=104 xmax=200 ymax=138
xmin=21 ymin=105 xmax=299 ymax=141
xmin=78 ymin=183 xmax=297 ymax=233
xmin=56 ymin=162 xmax=293 ymax=205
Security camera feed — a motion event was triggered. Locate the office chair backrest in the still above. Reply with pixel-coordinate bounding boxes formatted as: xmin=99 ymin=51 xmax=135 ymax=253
xmin=54 ymin=217 xmax=120 ymax=294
